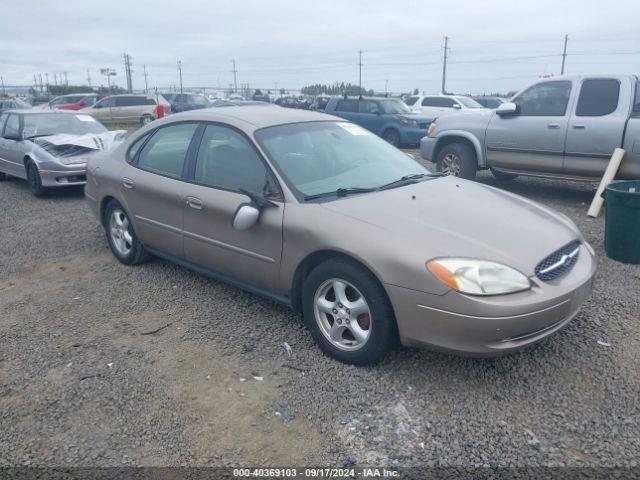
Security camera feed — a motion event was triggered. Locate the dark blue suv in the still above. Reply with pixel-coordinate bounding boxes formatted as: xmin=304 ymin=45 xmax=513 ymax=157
xmin=324 ymin=96 xmax=433 ymax=147
xmin=161 ymin=93 xmax=210 ymax=113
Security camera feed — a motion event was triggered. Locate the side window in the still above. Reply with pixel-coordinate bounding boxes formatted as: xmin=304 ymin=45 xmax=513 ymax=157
xmin=194 ymin=124 xmax=273 ymax=196
xmin=335 ymin=100 xmax=358 ymax=113
xmin=404 ymin=97 xmax=418 ymax=106
xmin=127 ymin=133 xmax=150 ymax=162
xmin=137 ymin=123 xmax=198 ymax=178
xmin=96 ymin=97 xmax=114 ymax=108
xmin=4 ymin=114 xmax=20 ymax=137
xmin=634 ymin=82 xmax=640 ymax=114
xmin=0 ymin=113 xmax=8 ymax=134
xmin=358 ymin=100 xmax=379 ymax=114
xmin=576 ymin=79 xmax=620 ymax=117
xmin=80 ymin=97 xmax=98 ymax=107
xmin=513 ymin=81 xmax=572 ymax=116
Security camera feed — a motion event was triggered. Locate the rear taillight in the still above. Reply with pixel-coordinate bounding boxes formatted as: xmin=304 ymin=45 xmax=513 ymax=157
xmin=153 ymin=104 xmax=166 ymax=119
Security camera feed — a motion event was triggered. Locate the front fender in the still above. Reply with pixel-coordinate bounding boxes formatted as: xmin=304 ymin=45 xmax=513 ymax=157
xmin=433 ymin=131 xmax=486 ymax=167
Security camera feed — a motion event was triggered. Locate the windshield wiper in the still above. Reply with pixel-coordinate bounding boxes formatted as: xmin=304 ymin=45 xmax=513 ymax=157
xmin=378 ymin=172 xmax=443 ymax=191
xmin=303 ymin=187 xmax=378 ymax=201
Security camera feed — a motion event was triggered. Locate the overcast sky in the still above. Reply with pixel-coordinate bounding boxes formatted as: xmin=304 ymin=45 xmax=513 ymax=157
xmin=2 ymin=0 xmax=639 ymax=95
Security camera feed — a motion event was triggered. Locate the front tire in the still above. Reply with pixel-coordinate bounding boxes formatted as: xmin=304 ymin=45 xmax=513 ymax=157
xmin=26 ymin=161 xmax=46 ymax=197
xmin=302 ymin=258 xmax=397 ymax=365
xmin=104 ymin=200 xmax=152 ymax=265
xmin=436 ymin=143 xmax=477 ymax=180
xmin=140 ymin=115 xmax=154 ymax=126
xmin=382 ymin=129 xmax=400 ymax=147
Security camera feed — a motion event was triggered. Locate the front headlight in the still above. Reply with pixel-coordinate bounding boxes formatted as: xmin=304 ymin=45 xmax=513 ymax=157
xmin=426 ymin=258 xmax=531 ymax=296
xmin=427 ymin=122 xmax=437 ymax=135
xmin=395 ymin=116 xmax=418 ymax=127
xmin=59 ymin=155 xmax=90 ymax=165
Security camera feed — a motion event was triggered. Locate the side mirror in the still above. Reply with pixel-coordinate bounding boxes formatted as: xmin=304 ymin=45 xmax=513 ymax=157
xmin=452 ymin=103 xmax=461 ymax=109
xmin=496 ymin=102 xmax=518 ymax=116
xmin=233 ymin=204 xmax=260 ymax=231
xmin=371 ymin=109 xmax=381 ymax=115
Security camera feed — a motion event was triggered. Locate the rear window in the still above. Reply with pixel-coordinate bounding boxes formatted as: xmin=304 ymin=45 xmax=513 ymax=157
xmin=422 ymin=97 xmax=456 ymax=108
xmin=576 ymin=79 xmax=620 ymax=117
xmin=335 ymin=99 xmax=358 ymax=113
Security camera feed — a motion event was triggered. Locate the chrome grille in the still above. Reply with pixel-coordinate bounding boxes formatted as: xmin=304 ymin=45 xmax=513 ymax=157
xmin=535 ymin=241 xmax=581 ymax=281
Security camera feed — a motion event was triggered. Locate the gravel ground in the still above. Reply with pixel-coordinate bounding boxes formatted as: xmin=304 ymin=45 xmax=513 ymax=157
xmin=1 ymin=154 xmax=639 ymax=470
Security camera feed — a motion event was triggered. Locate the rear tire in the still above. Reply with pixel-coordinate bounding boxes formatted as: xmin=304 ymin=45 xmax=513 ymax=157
xmin=436 ymin=143 xmax=477 ymax=180
xmin=140 ymin=115 xmax=154 ymax=126
xmin=490 ymin=167 xmax=518 ymax=181
xmin=302 ymin=258 xmax=397 ymax=365
xmin=26 ymin=161 xmax=46 ymax=197
xmin=104 ymin=199 xmax=152 ymax=265
xmin=382 ymin=129 xmax=400 ymax=147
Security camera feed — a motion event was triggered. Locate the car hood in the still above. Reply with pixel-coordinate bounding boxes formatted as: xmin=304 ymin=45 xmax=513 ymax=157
xmin=31 ymin=130 xmax=127 ymax=158
xmin=320 ymin=176 xmax=580 ymax=276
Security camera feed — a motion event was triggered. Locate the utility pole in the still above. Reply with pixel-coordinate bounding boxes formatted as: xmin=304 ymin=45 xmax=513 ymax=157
xmin=33 ymin=74 xmax=38 ymax=93
xmin=63 ymin=71 xmax=68 ymax=87
xmin=123 ymin=54 xmax=133 ymax=92
xmin=358 ymin=49 xmax=363 ymax=95
xmin=1 ymin=76 xmax=6 ymax=96
xmin=38 ymin=74 xmax=44 ymax=93
xmin=385 ymin=79 xmax=388 ymax=96
xmin=231 ymin=59 xmax=238 ymax=93
xmin=86 ymin=69 xmax=91 ymax=87
xmin=143 ymin=64 xmax=149 ymax=92
xmin=53 ymin=73 xmax=58 ymax=86
xmin=177 ymin=60 xmax=183 ymax=95
xmin=44 ymin=73 xmax=49 ymax=93
xmin=560 ymin=34 xmax=569 ymax=75
xmin=441 ymin=35 xmax=449 ymax=94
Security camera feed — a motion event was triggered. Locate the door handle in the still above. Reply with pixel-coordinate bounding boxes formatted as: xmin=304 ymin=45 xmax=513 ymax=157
xmin=185 ymin=196 xmax=204 ymax=210
xmin=122 ymin=177 xmax=135 ymax=189
xmin=547 ymin=123 xmax=560 ymax=129
xmin=572 ymin=124 xmax=586 ymax=129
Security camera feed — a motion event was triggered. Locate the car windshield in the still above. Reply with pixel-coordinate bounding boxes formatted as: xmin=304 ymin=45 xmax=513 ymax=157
xmin=378 ymin=99 xmax=412 ymax=114
xmin=456 ymin=97 xmax=484 ymax=108
xmin=22 ymin=113 xmax=108 ymax=138
xmin=255 ymin=121 xmax=430 ymax=198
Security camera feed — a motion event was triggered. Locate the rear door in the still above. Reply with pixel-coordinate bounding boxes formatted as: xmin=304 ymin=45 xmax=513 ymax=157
xmin=90 ymin=97 xmax=115 ymax=123
xmin=419 ymin=97 xmax=458 ymax=116
xmin=121 ymin=122 xmax=200 ymax=257
xmin=331 ymin=99 xmax=359 ymax=123
xmin=564 ymin=77 xmax=630 ymax=177
xmin=485 ymin=80 xmax=573 ymax=174
xmin=181 ymin=123 xmax=284 ymax=291
xmin=114 ymin=96 xmax=140 ymax=123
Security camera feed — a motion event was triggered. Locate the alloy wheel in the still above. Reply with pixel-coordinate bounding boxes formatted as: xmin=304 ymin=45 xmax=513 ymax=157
xmin=313 ymin=278 xmax=372 ymax=351
xmin=109 ymin=208 xmax=133 ymax=256
xmin=442 ymin=153 xmax=461 ymax=176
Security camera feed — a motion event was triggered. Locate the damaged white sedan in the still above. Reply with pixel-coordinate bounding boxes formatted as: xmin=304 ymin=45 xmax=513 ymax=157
xmin=0 ymin=109 xmax=125 ymax=196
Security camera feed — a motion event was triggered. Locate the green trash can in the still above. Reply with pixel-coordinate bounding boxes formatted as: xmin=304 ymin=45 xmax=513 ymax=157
xmin=603 ymin=180 xmax=640 ymax=264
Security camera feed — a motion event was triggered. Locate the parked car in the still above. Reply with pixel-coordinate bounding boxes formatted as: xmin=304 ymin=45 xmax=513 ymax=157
xmin=252 ymin=89 xmax=271 ymax=103
xmin=275 ymin=96 xmax=309 ymax=109
xmin=324 ymin=96 xmax=433 ymax=147
xmin=405 ymin=94 xmax=487 ymax=117
xmin=49 ymin=93 xmax=102 ymax=111
xmin=209 ymin=99 xmax=273 ymax=108
xmin=0 ymin=109 xmax=125 ymax=196
xmin=472 ymin=96 xmax=507 ymax=109
xmin=161 ymin=93 xmax=210 ymax=113
xmin=85 ymin=106 xmax=595 ymax=365
xmin=311 ymin=95 xmax=331 ymax=111
xmin=79 ymin=94 xmax=170 ymax=125
xmin=0 ymin=98 xmax=32 ymax=113
xmin=421 ymin=75 xmax=640 ymax=180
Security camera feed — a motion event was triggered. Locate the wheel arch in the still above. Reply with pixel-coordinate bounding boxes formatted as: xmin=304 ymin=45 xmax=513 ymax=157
xmin=433 ymin=132 xmax=485 ymax=168
xmin=290 ymin=249 xmax=392 ymax=314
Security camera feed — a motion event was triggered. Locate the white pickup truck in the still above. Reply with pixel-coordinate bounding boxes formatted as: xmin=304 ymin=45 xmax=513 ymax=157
xmin=420 ymin=75 xmax=640 ymax=181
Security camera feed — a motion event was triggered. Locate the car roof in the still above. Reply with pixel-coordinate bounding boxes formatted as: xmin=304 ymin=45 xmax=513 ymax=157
xmin=155 ymin=105 xmax=338 ymax=130
xmin=7 ymin=109 xmax=81 ymax=115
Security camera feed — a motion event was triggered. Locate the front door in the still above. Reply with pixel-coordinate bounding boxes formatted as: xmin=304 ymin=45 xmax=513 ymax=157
xmin=0 ymin=113 xmax=25 ymax=178
xmin=182 ymin=123 xmax=284 ymax=291
xmin=122 ymin=122 xmax=200 ymax=257
xmin=357 ymin=99 xmax=386 ymax=135
xmin=564 ymin=77 xmax=629 ymax=177
xmin=485 ymin=80 xmax=573 ymax=174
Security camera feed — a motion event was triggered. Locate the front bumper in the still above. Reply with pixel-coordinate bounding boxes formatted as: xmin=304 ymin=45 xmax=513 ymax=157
xmin=399 ymin=127 xmax=429 ymax=147
xmin=39 ymin=165 xmax=87 ymax=187
xmin=420 ymin=136 xmax=437 ymax=161
xmin=386 ymin=244 xmax=596 ymax=356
